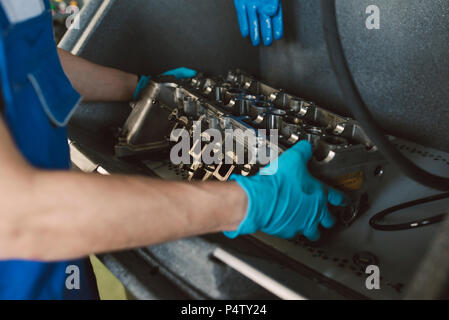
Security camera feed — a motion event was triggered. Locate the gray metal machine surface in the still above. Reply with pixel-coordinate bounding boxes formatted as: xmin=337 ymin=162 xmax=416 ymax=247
xmin=60 ymin=0 xmax=449 ymax=299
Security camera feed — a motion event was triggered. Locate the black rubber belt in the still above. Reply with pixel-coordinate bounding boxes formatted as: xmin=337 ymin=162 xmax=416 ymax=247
xmin=369 ymin=192 xmax=449 ymax=231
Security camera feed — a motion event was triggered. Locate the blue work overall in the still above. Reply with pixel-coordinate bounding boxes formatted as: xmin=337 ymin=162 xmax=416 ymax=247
xmin=0 ymin=0 xmax=98 ymax=299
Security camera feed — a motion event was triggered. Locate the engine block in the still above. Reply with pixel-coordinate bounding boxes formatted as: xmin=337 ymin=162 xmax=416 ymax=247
xmin=115 ymin=70 xmax=388 ymax=226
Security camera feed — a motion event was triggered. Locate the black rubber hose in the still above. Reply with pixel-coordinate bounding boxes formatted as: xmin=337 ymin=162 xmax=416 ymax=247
xmin=320 ymin=0 xmax=449 ymax=191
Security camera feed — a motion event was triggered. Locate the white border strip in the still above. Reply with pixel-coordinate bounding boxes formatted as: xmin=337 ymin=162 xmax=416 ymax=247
xmin=70 ymin=0 xmax=113 ymax=55
xmin=69 ymin=140 xmax=98 ymax=173
xmin=28 ymin=73 xmax=83 ymax=127
xmin=213 ymin=248 xmax=306 ymax=300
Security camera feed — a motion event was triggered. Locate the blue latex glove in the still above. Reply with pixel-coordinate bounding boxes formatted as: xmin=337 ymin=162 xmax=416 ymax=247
xmin=234 ymin=0 xmax=283 ymax=46
xmin=134 ymin=67 xmax=197 ymax=100
xmin=224 ymin=141 xmax=348 ymax=240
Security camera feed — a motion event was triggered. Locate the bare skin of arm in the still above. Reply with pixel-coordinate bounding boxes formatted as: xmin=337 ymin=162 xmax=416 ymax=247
xmin=57 ymin=48 xmax=138 ymax=101
xmin=0 ymin=49 xmax=246 ymax=261
xmin=0 ymin=118 xmax=246 ymax=261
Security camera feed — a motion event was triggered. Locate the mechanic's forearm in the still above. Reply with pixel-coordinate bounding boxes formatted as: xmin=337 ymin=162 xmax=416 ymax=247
xmin=5 ymin=171 xmax=246 ymax=261
xmin=57 ymin=48 xmax=138 ymax=101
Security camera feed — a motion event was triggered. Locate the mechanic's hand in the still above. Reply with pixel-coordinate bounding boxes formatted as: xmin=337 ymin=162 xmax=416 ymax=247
xmin=234 ymin=0 xmax=283 ymax=46
xmin=224 ymin=141 xmax=348 ymax=240
xmin=134 ymin=67 xmax=197 ymax=100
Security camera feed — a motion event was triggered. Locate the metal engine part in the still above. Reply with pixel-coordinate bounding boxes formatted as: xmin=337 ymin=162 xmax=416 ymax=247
xmin=115 ymin=70 xmax=388 ymax=226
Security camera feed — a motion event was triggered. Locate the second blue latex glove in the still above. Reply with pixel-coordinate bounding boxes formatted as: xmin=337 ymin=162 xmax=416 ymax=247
xmin=234 ymin=0 xmax=284 ymax=46
xmin=224 ymin=141 xmax=348 ymax=241
xmin=134 ymin=67 xmax=197 ymax=100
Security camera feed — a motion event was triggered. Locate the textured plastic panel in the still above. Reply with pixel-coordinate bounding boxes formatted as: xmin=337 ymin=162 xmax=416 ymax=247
xmin=74 ymin=0 xmax=260 ymax=77
xmin=260 ymin=0 xmax=449 ymax=151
